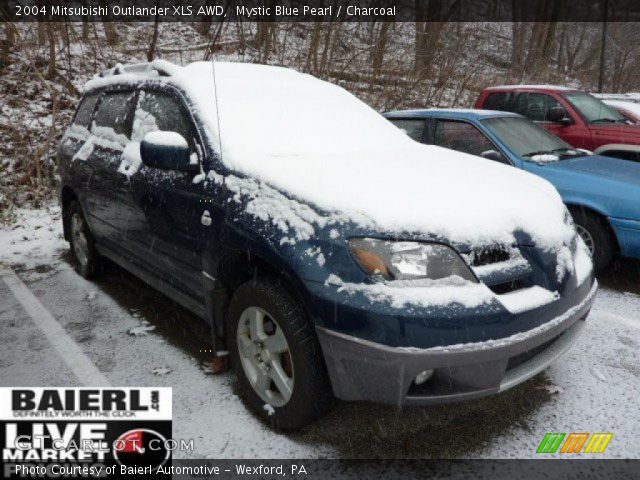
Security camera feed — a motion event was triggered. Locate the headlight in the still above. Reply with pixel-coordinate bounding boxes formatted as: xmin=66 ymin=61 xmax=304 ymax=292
xmin=348 ymin=238 xmax=477 ymax=282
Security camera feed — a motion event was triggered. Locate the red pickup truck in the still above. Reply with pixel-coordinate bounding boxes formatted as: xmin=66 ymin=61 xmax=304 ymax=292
xmin=475 ymin=85 xmax=640 ymax=162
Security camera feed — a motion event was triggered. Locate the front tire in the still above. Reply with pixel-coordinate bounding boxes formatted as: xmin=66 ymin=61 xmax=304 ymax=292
xmin=227 ymin=278 xmax=332 ymax=430
xmin=571 ymin=208 xmax=614 ymax=273
xmin=68 ymin=200 xmax=102 ymax=279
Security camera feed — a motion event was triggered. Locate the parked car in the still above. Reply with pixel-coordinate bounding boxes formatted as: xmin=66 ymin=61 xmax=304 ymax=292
xmin=474 ymin=85 xmax=640 ymax=161
xmin=600 ymin=99 xmax=640 ymax=124
xmin=385 ymin=108 xmax=640 ymax=271
xmin=58 ymin=62 xmax=595 ymax=430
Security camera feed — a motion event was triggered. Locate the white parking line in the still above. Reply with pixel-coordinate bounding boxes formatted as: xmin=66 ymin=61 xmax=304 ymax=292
xmin=0 ymin=265 xmax=111 ymax=386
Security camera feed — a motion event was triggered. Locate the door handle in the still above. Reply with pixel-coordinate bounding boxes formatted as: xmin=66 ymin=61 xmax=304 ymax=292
xmin=201 ymin=210 xmax=212 ymax=226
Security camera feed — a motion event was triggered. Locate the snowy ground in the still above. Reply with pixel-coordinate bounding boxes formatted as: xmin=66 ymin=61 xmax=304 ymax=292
xmin=1 ymin=206 xmax=639 ymax=459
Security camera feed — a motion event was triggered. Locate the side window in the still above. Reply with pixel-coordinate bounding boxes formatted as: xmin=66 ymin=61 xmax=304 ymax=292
xmin=388 ymin=119 xmax=425 ymax=142
xmin=514 ymin=93 xmax=562 ymax=122
xmin=92 ymin=91 xmax=136 ymax=137
xmin=433 ymin=120 xmax=496 ymax=157
xmin=483 ymin=92 xmax=511 ymax=111
xmin=73 ymin=94 xmax=99 ymax=128
xmin=133 ymin=90 xmax=196 ymax=150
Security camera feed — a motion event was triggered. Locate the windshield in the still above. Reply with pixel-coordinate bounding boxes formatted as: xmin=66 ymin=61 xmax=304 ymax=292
xmin=562 ymin=91 xmax=627 ymax=124
xmin=482 ymin=116 xmax=581 ymax=161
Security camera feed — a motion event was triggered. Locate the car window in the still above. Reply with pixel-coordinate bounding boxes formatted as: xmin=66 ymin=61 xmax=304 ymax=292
xmin=512 ymin=93 xmax=563 ymax=122
xmin=601 ymin=150 xmax=640 ymax=162
xmin=562 ymin=91 xmax=627 ymax=124
xmin=73 ymin=93 xmax=100 ymax=128
xmin=434 ymin=120 xmax=496 ymax=157
xmin=133 ymin=90 xmax=196 ymax=150
xmin=388 ymin=119 xmax=425 ymax=142
xmin=483 ymin=92 xmax=512 ymax=111
xmin=482 ymin=116 xmax=574 ymax=160
xmin=92 ymin=91 xmax=136 ymax=137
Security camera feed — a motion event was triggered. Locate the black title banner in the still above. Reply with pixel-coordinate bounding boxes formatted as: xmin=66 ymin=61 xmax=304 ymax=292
xmin=2 ymin=0 xmax=640 ymax=22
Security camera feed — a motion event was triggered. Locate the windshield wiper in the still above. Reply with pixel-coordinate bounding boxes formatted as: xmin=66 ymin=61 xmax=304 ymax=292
xmin=523 ymin=148 xmax=578 ymax=160
xmin=522 ymin=150 xmax=556 ymax=157
xmin=590 ymin=118 xmax=618 ymax=124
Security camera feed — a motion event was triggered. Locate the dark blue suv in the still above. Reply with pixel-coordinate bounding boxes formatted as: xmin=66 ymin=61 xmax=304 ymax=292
xmin=58 ymin=61 xmax=596 ymax=430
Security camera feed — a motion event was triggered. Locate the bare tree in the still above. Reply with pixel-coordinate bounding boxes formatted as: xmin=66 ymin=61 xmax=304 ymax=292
xmin=103 ymin=21 xmax=118 ymax=45
xmin=147 ymin=16 xmax=160 ymax=61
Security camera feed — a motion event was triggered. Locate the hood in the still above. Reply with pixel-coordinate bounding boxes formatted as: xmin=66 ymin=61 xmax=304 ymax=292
xmin=213 ymin=143 xmax=574 ymax=252
xmin=540 ymin=154 xmax=640 ymax=188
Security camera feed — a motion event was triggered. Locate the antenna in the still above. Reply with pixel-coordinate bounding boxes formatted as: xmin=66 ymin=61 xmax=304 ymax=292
xmin=211 ymin=57 xmax=224 ymax=168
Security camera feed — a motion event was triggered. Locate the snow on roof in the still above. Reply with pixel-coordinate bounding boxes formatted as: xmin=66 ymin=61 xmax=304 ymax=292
xmin=486 ymin=84 xmax=578 ymax=91
xmin=425 ymin=108 xmax=519 ymax=117
xmin=594 ymin=92 xmax=640 ymax=102
xmin=602 ymin=99 xmax=640 ymax=118
xmin=83 ymin=61 xmax=575 ymax=253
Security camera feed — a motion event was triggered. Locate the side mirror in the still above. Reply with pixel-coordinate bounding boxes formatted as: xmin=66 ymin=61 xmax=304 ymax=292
xmin=481 ymin=149 xmax=508 ymax=164
xmin=140 ymin=131 xmax=196 ymax=171
xmin=548 ymin=106 xmax=572 ymax=125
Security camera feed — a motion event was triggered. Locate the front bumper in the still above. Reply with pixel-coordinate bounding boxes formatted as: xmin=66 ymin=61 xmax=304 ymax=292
xmin=316 ymin=280 xmax=597 ymax=406
xmin=609 ymin=217 xmax=640 ymax=259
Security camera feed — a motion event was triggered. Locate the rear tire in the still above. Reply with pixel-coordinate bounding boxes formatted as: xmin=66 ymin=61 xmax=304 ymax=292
xmin=227 ymin=277 xmax=332 ymax=431
xmin=68 ymin=200 xmax=102 ymax=279
xmin=570 ymin=208 xmax=614 ymax=273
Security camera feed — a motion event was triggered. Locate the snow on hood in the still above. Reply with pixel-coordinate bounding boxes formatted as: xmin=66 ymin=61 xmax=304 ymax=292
xmin=84 ymin=61 xmax=574 ymax=250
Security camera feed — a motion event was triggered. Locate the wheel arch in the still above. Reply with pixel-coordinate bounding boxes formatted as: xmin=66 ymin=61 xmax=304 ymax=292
xmin=207 ymin=249 xmax=316 ymax=351
xmin=565 ymin=202 xmax=620 ymax=253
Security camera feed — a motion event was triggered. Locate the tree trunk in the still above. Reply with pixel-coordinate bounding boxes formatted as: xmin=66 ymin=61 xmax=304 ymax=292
xmin=37 ymin=21 xmax=47 ymax=46
xmin=1 ymin=22 xmax=16 ymax=68
xmin=414 ymin=0 xmax=443 ymax=74
xmin=305 ymin=23 xmax=322 ymax=73
xmin=45 ymin=23 xmax=56 ymax=80
xmin=147 ymin=16 xmax=160 ymax=61
xmin=103 ymin=22 xmax=118 ymax=45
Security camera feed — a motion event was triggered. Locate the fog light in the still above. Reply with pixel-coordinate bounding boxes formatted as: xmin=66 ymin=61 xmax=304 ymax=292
xmin=415 ymin=369 xmax=434 ymax=385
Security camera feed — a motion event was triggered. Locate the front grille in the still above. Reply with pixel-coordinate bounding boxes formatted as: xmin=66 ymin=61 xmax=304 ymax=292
xmin=468 ymin=246 xmax=511 ymax=267
xmin=489 ymin=279 xmax=529 ymax=295
xmin=464 ymin=245 xmax=534 ymax=295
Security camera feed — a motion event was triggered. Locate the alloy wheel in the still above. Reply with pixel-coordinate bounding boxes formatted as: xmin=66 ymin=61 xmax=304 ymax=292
xmin=576 ymin=224 xmax=595 ymax=257
xmin=236 ymin=306 xmax=294 ymax=407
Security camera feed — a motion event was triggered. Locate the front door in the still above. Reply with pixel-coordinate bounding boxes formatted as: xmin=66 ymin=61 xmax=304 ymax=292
xmin=124 ymin=87 xmax=212 ymax=300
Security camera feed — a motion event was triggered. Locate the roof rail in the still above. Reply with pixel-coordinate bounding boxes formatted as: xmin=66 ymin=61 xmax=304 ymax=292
xmin=98 ymin=62 xmax=172 ymax=78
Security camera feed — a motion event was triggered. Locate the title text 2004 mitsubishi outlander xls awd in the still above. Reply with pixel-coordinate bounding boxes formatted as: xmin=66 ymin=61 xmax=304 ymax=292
xmin=58 ymin=61 xmax=596 ymax=430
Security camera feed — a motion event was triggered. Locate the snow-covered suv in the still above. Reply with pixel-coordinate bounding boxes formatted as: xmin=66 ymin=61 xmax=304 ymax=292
xmin=58 ymin=61 xmax=596 ymax=430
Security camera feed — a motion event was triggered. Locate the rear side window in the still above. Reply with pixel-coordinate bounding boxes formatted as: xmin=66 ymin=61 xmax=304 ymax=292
xmin=92 ymin=91 xmax=136 ymax=137
xmin=483 ymin=92 xmax=512 ymax=111
xmin=388 ymin=119 xmax=425 ymax=142
xmin=434 ymin=120 xmax=495 ymax=157
xmin=133 ymin=90 xmax=196 ymax=149
xmin=73 ymin=94 xmax=99 ymax=128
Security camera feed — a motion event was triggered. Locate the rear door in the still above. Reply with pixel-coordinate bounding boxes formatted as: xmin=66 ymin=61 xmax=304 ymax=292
xmin=58 ymin=92 xmax=100 ymax=222
xmin=83 ymin=89 xmax=137 ymax=245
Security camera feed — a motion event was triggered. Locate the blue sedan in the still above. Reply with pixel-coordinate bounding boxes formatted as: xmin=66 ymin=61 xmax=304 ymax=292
xmin=384 ymin=108 xmax=640 ymax=272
